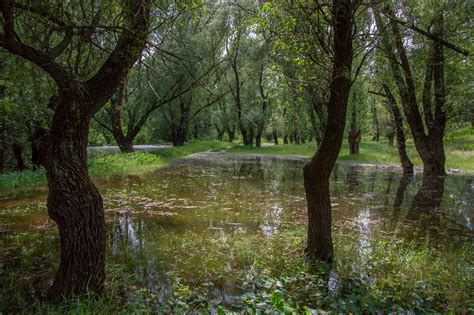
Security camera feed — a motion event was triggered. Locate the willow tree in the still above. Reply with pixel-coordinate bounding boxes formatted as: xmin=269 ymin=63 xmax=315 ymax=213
xmin=0 ymin=0 xmax=150 ymax=298
xmin=303 ymin=0 xmax=357 ymax=262
xmin=374 ymin=2 xmax=470 ymax=176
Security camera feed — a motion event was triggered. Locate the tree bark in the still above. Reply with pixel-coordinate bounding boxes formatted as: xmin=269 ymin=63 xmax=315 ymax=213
xmin=382 ymin=84 xmax=413 ymax=174
xmin=0 ymin=0 xmax=151 ymax=298
xmin=46 ymin=95 xmax=105 ymax=298
xmin=304 ymin=0 xmax=354 ymax=262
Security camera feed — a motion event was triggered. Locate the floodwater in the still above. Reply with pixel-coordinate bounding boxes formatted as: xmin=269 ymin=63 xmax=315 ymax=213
xmin=0 ymin=153 xmax=473 ymax=307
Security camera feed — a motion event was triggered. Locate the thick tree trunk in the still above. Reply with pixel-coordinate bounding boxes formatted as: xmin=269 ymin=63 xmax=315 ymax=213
xmin=12 ymin=142 xmax=26 ymax=171
xmin=46 ymin=97 xmax=105 ymax=299
xmin=283 ymin=134 xmax=288 ymax=144
xmin=0 ymin=0 xmax=151 ymax=300
xmin=383 ymin=84 xmax=413 ymax=174
xmin=304 ymin=0 xmax=354 ymax=263
xmin=348 ymin=128 xmax=360 ymax=154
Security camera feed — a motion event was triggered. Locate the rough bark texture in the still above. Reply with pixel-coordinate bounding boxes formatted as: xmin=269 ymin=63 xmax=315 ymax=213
xmin=46 ymin=93 xmax=106 ymax=298
xmin=0 ymin=0 xmax=151 ymax=298
xmin=304 ymin=0 xmax=354 ymax=262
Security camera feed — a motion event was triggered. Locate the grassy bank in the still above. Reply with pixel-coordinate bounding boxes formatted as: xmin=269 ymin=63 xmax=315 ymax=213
xmin=0 ymin=141 xmax=231 ymax=192
xmin=229 ymin=127 xmax=474 ymax=171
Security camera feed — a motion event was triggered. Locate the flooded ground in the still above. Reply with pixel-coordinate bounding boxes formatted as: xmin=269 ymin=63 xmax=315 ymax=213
xmin=1 ymin=153 xmax=473 ymax=311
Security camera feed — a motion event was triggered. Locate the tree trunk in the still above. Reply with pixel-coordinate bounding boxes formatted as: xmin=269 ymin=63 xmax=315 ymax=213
xmin=46 ymin=96 xmax=105 ymax=299
xmin=12 ymin=142 xmax=26 ymax=171
xmin=348 ymin=99 xmax=360 ymax=154
xmin=304 ymin=0 xmax=354 ymax=263
xmin=228 ymin=127 xmax=235 ymax=142
xmin=383 ymin=84 xmax=413 ymax=174
xmin=31 ymin=126 xmax=49 ymax=169
xmin=272 ymin=130 xmax=278 ymax=145
xmin=378 ymin=9 xmax=446 ymax=176
xmin=283 ymin=134 xmax=288 ymax=144
xmin=371 ymin=99 xmax=380 ymax=141
xmin=255 ymin=133 xmax=262 ymax=147
xmin=109 ymin=79 xmax=134 ymax=153
xmin=387 ymin=128 xmax=395 ymax=146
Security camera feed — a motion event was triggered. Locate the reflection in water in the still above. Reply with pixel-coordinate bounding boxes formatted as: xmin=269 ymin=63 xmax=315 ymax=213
xmin=0 ymin=152 xmax=472 ymax=304
xmin=393 ymin=173 xmax=413 ymax=213
xmin=346 ymin=164 xmax=361 ymax=194
xmin=407 ymin=176 xmax=445 ymax=234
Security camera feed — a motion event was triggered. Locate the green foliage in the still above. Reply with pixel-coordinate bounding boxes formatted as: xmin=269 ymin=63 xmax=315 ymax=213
xmin=0 ymin=168 xmax=47 ymax=191
xmin=88 ymin=153 xmax=165 ymax=177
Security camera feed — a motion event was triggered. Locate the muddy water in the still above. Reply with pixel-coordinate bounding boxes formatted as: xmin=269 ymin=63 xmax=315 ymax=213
xmin=1 ymin=153 xmax=472 ymax=304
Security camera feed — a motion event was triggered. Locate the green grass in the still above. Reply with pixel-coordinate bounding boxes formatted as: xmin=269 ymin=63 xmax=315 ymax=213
xmin=228 ymin=127 xmax=474 ymax=171
xmin=1 ymin=130 xmax=472 ymax=193
xmin=0 ymin=140 xmax=231 ymax=192
xmin=6 ymin=227 xmax=472 ymax=313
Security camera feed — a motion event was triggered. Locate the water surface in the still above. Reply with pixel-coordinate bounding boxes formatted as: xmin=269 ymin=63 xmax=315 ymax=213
xmin=1 ymin=153 xmax=472 ymax=306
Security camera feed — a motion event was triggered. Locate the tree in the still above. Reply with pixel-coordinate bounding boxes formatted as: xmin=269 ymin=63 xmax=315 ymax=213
xmin=303 ymin=0 xmax=357 ymax=262
xmin=0 ymin=0 xmax=150 ymax=298
xmin=373 ymin=2 xmax=469 ymax=176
